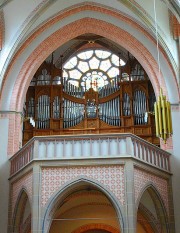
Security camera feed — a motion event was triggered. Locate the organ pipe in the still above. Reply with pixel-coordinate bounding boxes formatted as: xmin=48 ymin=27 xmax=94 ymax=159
xmin=154 ymin=88 xmax=172 ymax=143
xmin=23 ymin=57 xmax=160 ymax=146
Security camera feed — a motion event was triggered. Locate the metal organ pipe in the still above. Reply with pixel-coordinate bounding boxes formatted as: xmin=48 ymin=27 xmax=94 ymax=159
xmin=37 ymin=96 xmax=41 ymax=129
xmin=27 ymin=76 xmax=150 ymax=130
xmin=133 ymin=90 xmax=147 ymax=125
xmin=99 ymin=96 xmax=120 ymax=126
xmin=139 ymin=90 xmax=141 ymax=124
xmin=23 ymin=58 xmax=158 ymax=147
xmin=38 ymin=96 xmax=41 ymax=129
xmin=138 ymin=90 xmax=142 ymax=124
xmin=37 ymin=95 xmax=50 ymax=129
xmin=46 ymin=96 xmax=48 ymax=128
xmin=43 ymin=96 xmax=45 ymax=128
xmin=63 ymin=99 xmax=66 ymax=128
xmin=133 ymin=92 xmax=136 ymax=124
xmin=42 ymin=95 xmax=45 ymax=128
xmin=63 ymin=97 xmax=84 ymax=128
xmin=68 ymin=100 xmax=70 ymax=128
xmin=27 ymin=98 xmax=35 ymax=118
xmin=53 ymin=96 xmax=60 ymax=119
xmin=116 ymin=96 xmax=120 ymax=126
xmin=44 ymin=96 xmax=46 ymax=128
xmin=143 ymin=93 xmax=147 ymax=124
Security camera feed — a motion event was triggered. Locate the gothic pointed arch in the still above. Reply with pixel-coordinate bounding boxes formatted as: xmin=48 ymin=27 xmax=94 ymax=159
xmin=42 ymin=176 xmax=124 ymax=233
xmin=136 ymin=184 xmax=169 ymax=233
xmin=12 ymin=188 xmax=31 ymax=233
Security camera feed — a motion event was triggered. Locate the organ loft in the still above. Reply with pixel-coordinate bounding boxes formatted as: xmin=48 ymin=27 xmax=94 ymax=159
xmin=23 ymin=49 xmax=158 ymax=146
xmin=2 ymin=2 xmax=179 ymax=233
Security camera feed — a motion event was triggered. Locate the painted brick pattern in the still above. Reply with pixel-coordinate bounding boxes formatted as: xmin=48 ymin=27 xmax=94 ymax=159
xmin=11 ymin=172 xmax=32 ymax=215
xmin=41 ymin=165 xmax=125 ymax=206
xmin=171 ymin=15 xmax=180 ymax=39
xmin=8 ymin=113 xmax=22 ymax=156
xmin=134 ymin=168 xmax=169 ymax=215
xmin=0 ymin=113 xmax=22 ymax=156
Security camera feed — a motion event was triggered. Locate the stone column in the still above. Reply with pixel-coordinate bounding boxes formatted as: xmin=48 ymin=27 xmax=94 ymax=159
xmin=32 ymin=161 xmax=41 ymax=232
xmin=0 ymin=118 xmax=10 ymax=232
xmin=171 ymin=106 xmax=180 ymax=232
xmin=31 ymin=140 xmax=41 ymax=233
xmin=124 ymin=161 xmax=136 ymax=233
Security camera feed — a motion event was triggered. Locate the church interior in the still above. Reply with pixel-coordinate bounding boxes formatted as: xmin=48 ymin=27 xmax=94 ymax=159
xmin=0 ymin=0 xmax=180 ymax=232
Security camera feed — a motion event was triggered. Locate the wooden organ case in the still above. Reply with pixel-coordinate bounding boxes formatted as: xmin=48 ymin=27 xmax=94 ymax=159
xmin=23 ymin=59 xmax=159 ymax=146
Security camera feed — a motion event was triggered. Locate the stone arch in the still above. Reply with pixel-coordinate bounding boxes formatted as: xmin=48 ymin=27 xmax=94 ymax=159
xmin=136 ymin=184 xmax=169 ymax=233
xmin=72 ymin=223 xmax=120 ymax=233
xmin=4 ymin=4 xmax=178 ymax=113
xmin=11 ymin=17 xmax=163 ymax=112
xmin=5 ymin=17 xmax=173 ymax=155
xmin=12 ymin=188 xmax=31 ymax=233
xmin=42 ymin=176 xmax=124 ymax=233
xmin=2 ymin=5 xmax=177 ymax=154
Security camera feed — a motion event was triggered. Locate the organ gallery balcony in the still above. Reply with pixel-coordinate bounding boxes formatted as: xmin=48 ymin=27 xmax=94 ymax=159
xmin=9 ymin=133 xmax=173 ymax=233
xmin=9 ymin=43 xmax=174 ymax=233
xmin=10 ymin=133 xmax=171 ymax=176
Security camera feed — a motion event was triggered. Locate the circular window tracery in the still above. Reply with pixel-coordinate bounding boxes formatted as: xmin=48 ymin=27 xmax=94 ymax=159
xmin=63 ymin=49 xmax=125 ymax=91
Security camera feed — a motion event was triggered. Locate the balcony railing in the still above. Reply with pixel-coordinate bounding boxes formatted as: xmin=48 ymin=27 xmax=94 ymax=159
xmin=9 ymin=134 xmax=171 ymax=176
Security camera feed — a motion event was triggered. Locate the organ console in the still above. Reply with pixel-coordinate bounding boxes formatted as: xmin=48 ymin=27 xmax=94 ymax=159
xmin=23 ymin=56 xmax=159 ymax=146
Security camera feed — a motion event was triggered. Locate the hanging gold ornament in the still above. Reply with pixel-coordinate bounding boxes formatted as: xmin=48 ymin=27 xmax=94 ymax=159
xmin=154 ymin=88 xmax=172 ymax=143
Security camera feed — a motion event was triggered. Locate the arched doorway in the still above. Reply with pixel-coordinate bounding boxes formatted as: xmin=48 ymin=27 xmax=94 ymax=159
xmin=12 ymin=190 xmax=31 ymax=233
xmin=136 ymin=186 xmax=169 ymax=233
xmin=42 ymin=179 xmax=122 ymax=233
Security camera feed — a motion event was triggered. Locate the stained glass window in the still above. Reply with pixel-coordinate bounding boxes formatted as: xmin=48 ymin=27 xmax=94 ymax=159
xmin=63 ymin=49 xmax=125 ymax=91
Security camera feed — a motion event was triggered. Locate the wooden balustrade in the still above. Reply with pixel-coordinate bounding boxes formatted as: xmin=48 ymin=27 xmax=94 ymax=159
xmin=10 ymin=134 xmax=171 ymax=176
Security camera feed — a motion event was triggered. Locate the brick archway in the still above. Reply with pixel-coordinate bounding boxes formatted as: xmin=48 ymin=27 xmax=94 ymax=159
xmin=11 ymin=19 xmax=163 ymax=112
xmin=72 ymin=223 xmax=120 ymax=233
xmin=5 ymin=9 xmax=173 ymax=154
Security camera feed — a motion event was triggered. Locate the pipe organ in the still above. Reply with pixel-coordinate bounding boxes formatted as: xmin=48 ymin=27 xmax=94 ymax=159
xmin=23 ymin=60 xmax=159 ymax=145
